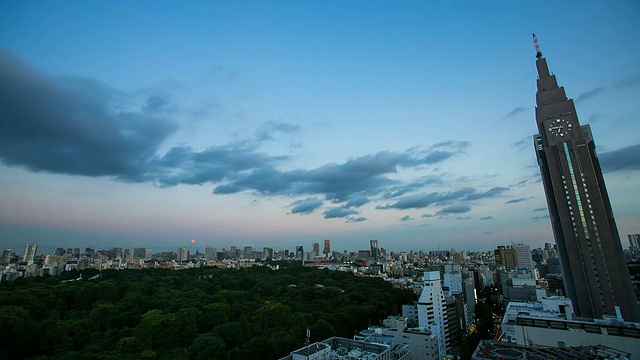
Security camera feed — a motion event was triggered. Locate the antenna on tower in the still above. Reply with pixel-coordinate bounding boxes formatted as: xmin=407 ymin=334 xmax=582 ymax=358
xmin=532 ymin=33 xmax=542 ymax=59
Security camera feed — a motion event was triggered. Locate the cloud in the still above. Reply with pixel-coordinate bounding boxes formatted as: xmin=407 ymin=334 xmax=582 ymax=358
xmin=254 ymin=120 xmax=301 ymax=141
xmin=598 ymin=144 xmax=640 ymax=173
xmin=0 ymin=51 xmax=483 ymax=221
xmin=343 ymin=196 xmax=371 ymax=208
xmin=323 ymin=207 xmax=359 ymax=219
xmin=0 ymin=50 xmax=178 ymax=179
xmin=289 ymin=198 xmax=323 ymax=215
xmin=575 ymin=86 xmax=607 ymax=102
xmin=376 ymin=186 xmax=509 ymax=210
xmin=531 ymin=215 xmax=550 ymax=221
xmin=456 ymin=216 xmax=472 ymax=220
xmin=435 ymin=204 xmax=471 ymax=216
xmin=214 ymin=145 xmax=468 ymax=202
xmin=479 ymin=216 xmax=493 ymax=220
xmin=399 ymin=215 xmax=412 ymax=222
xmin=532 ymin=207 xmax=547 ymax=212
xmin=502 ymin=106 xmax=527 ymax=119
xmin=614 ymin=74 xmax=640 ymax=89
xmin=346 ymin=216 xmax=367 ymax=223
xmin=505 ymin=196 xmax=534 ymax=204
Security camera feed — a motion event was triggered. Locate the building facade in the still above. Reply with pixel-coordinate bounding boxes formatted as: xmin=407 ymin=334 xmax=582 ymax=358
xmin=533 ymin=48 xmax=640 ymax=321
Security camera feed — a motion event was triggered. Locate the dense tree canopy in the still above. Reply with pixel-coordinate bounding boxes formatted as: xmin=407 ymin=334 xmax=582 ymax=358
xmin=0 ymin=264 xmax=415 ymax=359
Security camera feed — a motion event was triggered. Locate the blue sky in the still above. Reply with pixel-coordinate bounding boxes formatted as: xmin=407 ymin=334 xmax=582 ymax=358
xmin=1 ymin=1 xmax=639 ymax=254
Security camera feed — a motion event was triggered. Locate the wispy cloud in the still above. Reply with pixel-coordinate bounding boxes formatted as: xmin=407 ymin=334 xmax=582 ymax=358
xmin=614 ymin=74 xmax=640 ymax=89
xmin=505 ymin=196 xmax=534 ymax=204
xmin=400 ymin=215 xmax=412 ymax=222
xmin=479 ymin=216 xmax=493 ymax=220
xmin=575 ymin=86 xmax=607 ymax=102
xmin=502 ymin=106 xmax=527 ymax=119
xmin=377 ymin=187 xmax=509 ymax=210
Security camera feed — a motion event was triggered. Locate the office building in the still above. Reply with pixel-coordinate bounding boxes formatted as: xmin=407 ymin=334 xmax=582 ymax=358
xmin=494 ymin=246 xmax=517 ymax=270
xmin=512 ymin=243 xmax=534 ymax=269
xmin=323 ymin=239 xmax=330 ymax=256
xmin=370 ymin=240 xmax=379 ymax=262
xmin=532 ymin=41 xmax=640 ymax=321
xmin=177 ymin=247 xmax=189 ymax=262
xmin=23 ymin=243 xmax=37 ymax=265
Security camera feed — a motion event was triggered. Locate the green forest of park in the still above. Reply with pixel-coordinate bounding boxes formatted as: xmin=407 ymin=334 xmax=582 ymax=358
xmin=0 ymin=264 xmax=417 ymax=359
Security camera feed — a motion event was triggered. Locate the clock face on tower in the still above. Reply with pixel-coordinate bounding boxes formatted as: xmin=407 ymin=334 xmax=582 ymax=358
xmin=547 ymin=118 xmax=572 ymax=138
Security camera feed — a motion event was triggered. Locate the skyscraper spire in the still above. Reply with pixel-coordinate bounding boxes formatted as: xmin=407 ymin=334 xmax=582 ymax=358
xmin=532 ymin=33 xmax=542 ymax=59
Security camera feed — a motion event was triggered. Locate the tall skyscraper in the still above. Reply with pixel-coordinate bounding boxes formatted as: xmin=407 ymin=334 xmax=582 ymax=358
xmin=23 ymin=243 xmax=37 ymax=265
xmin=370 ymin=240 xmax=379 ymax=262
xmin=323 ymin=239 xmax=331 ymax=256
xmin=532 ymin=39 xmax=640 ymax=321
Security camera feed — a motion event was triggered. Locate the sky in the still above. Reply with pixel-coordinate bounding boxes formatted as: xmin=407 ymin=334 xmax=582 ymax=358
xmin=1 ymin=1 xmax=639 ymax=255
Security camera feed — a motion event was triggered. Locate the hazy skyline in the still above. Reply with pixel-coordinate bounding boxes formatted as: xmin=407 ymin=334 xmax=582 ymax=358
xmin=1 ymin=1 xmax=639 ymax=253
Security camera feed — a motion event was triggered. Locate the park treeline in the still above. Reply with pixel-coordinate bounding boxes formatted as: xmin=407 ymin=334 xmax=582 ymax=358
xmin=0 ymin=263 xmax=416 ymax=360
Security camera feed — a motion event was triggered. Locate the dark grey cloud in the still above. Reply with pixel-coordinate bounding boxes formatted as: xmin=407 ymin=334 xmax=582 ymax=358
xmin=381 ymin=175 xmax=444 ymax=199
xmin=323 ymin=207 xmax=358 ymax=219
xmin=290 ymin=198 xmax=323 ymax=215
xmin=400 ymin=215 xmax=412 ymax=222
xmin=505 ymin=196 xmax=534 ymax=204
xmin=0 ymin=50 xmax=177 ymax=179
xmin=376 ymin=186 xmax=509 ymax=210
xmin=502 ymin=106 xmax=527 ymax=119
xmin=435 ymin=204 xmax=471 ymax=216
xmin=598 ymin=144 xmax=640 ymax=173
xmin=144 ymin=95 xmax=170 ymax=112
xmin=479 ymin=216 xmax=493 ymax=220
xmin=575 ymin=87 xmax=607 ymax=103
xmin=344 ymin=195 xmax=371 ymax=208
xmin=531 ymin=215 xmax=550 ymax=221
xmin=0 ymin=50 xmax=482 ymax=221
xmin=214 ymin=145 xmax=468 ymax=202
xmin=532 ymin=207 xmax=547 ymax=212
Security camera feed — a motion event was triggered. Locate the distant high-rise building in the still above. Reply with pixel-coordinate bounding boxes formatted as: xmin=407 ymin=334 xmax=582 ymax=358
xmin=312 ymin=242 xmax=320 ymax=257
xmin=512 ymin=243 xmax=534 ymax=269
xmin=323 ymin=239 xmax=331 ymax=256
xmin=23 ymin=243 xmax=37 ymax=265
xmin=370 ymin=240 xmax=379 ymax=262
xmin=628 ymin=234 xmax=640 ymax=251
xmin=295 ymin=245 xmax=304 ymax=261
xmin=243 ymin=246 xmax=253 ymax=259
xmin=1 ymin=249 xmax=13 ymax=265
xmin=177 ymin=247 xmax=189 ymax=262
xmin=532 ymin=41 xmax=640 ymax=321
xmin=494 ymin=246 xmax=517 ymax=270
xmin=204 ymin=247 xmax=215 ymax=260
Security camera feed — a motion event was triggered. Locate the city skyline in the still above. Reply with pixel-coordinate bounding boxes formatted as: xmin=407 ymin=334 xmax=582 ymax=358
xmin=1 ymin=2 xmax=639 ymax=253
